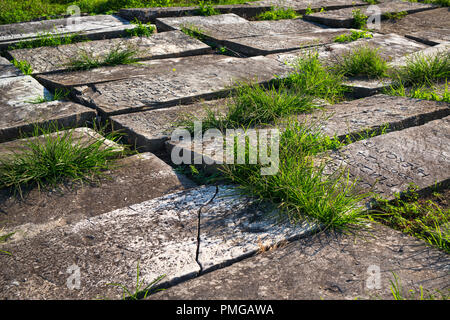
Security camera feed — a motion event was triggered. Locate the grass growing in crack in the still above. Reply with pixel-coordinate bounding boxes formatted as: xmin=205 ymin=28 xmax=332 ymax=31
xmin=331 ymin=46 xmax=389 ymax=78
xmin=180 ymin=24 xmax=207 ymax=41
xmin=383 ymin=11 xmax=408 ymax=21
xmin=195 ymin=1 xmax=220 ymax=16
xmin=0 ymin=122 xmax=124 ymax=197
xmin=67 ymin=47 xmax=139 ymax=71
xmin=352 ymin=9 xmax=368 ymax=29
xmin=12 ymin=59 xmax=33 ymax=75
xmin=334 ymin=30 xmax=373 ymax=43
xmin=370 ymin=185 xmax=449 ymax=253
xmin=384 ymin=80 xmax=450 ymax=103
xmin=8 ymin=31 xmax=88 ymax=50
xmin=125 ymin=18 xmax=156 ymax=37
xmin=174 ymin=164 xmax=222 ymax=185
xmin=0 ymin=231 xmax=14 ymax=256
xmin=390 ymin=272 xmax=449 ymax=300
xmin=26 ymin=88 xmax=70 ymax=104
xmin=255 ymin=6 xmax=298 ymax=20
xmin=107 ymin=261 xmax=165 ymax=300
xmin=220 ymin=120 xmax=369 ymax=231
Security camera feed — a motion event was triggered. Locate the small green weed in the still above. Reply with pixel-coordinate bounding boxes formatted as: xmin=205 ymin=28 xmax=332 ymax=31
xmin=383 ymin=11 xmax=408 ymax=20
xmin=384 ymin=81 xmax=450 ymax=103
xmin=195 ymin=1 xmax=219 ymax=16
xmin=255 ymin=7 xmax=298 ymax=20
xmin=8 ymin=31 xmax=88 ymax=50
xmin=352 ymin=9 xmax=368 ymax=29
xmin=125 ymin=18 xmax=156 ymax=37
xmin=180 ymin=24 xmax=207 ymax=41
xmin=332 ymin=46 xmax=389 ymax=78
xmin=334 ymin=30 xmax=373 ymax=43
xmin=26 ymin=88 xmax=70 ymax=104
xmin=0 ymin=232 xmax=14 ymax=256
xmin=67 ymin=47 xmax=139 ymax=71
xmin=12 ymin=59 xmax=33 ymax=75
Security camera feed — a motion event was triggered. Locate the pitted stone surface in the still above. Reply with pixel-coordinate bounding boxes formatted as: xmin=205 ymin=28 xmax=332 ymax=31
xmin=0 ymin=75 xmax=95 ymax=142
xmin=0 ymin=185 xmax=317 ymax=299
xmin=304 ymin=1 xmax=436 ymax=28
xmin=155 ymin=13 xmax=250 ymax=31
xmin=251 ymin=0 xmax=366 ymax=10
xmin=0 ymin=57 xmax=22 ymax=78
xmin=408 ymin=29 xmax=450 ymax=46
xmin=295 ymin=94 xmax=450 ymax=140
xmin=111 ymin=99 xmax=228 ymax=152
xmin=0 ymin=15 xmax=135 ymax=49
xmin=324 ymin=116 xmax=450 ymax=199
xmin=8 ymin=31 xmax=211 ymax=74
xmin=389 ymin=42 xmax=450 ymax=68
xmin=153 ymin=222 xmax=450 ymax=300
xmin=38 ymin=55 xmax=289 ymax=116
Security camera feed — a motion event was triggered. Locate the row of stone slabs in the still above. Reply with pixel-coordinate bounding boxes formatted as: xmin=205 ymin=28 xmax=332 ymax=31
xmin=34 ymin=33 xmax=434 ymax=117
xmin=0 ymin=15 xmax=136 ymax=50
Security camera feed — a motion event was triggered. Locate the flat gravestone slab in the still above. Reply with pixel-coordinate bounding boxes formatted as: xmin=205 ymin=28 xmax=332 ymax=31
xmin=155 ymin=13 xmax=249 ymax=32
xmin=0 ymin=152 xmax=196 ymax=241
xmin=37 ymin=55 xmax=289 ymax=116
xmin=0 ymin=57 xmax=22 ymax=78
xmin=295 ymin=94 xmax=450 ymax=140
xmin=0 ymin=15 xmax=136 ymax=50
xmin=251 ymin=0 xmax=366 ymax=11
xmin=304 ymin=1 xmax=436 ymax=28
xmin=407 ymin=29 xmax=450 ymax=46
xmin=153 ymin=222 xmax=450 ymax=300
xmin=8 ymin=30 xmax=212 ymax=75
xmin=111 ymin=99 xmax=228 ymax=152
xmin=324 ymin=116 xmax=450 ymax=199
xmin=0 ymin=75 xmax=95 ymax=142
xmin=0 ymin=185 xmax=317 ymax=299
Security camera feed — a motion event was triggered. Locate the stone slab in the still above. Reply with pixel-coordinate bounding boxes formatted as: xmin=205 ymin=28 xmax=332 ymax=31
xmin=0 ymin=57 xmax=21 ymax=78
xmin=0 ymin=152 xmax=196 ymax=240
xmin=324 ymin=116 xmax=450 ymax=199
xmin=407 ymin=29 xmax=450 ymax=46
xmin=0 ymin=75 xmax=96 ymax=142
xmin=110 ymin=99 xmax=228 ymax=152
xmin=37 ymin=54 xmax=289 ymax=116
xmin=153 ymin=222 xmax=450 ymax=300
xmin=8 ymin=30 xmax=211 ymax=75
xmin=155 ymin=13 xmax=250 ymax=32
xmin=0 ymin=15 xmax=136 ymax=50
xmin=303 ymin=1 xmax=437 ymax=28
xmin=389 ymin=42 xmax=450 ymax=68
xmin=250 ymin=0 xmax=366 ymax=11
xmin=0 ymin=185 xmax=317 ymax=299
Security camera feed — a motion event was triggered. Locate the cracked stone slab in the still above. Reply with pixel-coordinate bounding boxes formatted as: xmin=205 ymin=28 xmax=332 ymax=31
xmin=0 ymin=185 xmax=318 ymax=299
xmin=303 ymin=1 xmax=437 ymax=28
xmin=0 ymin=75 xmax=96 ymax=142
xmin=153 ymin=222 xmax=450 ymax=300
xmin=8 ymin=30 xmax=211 ymax=75
xmin=323 ymin=116 xmax=450 ymax=199
xmin=0 ymin=152 xmax=196 ymax=242
xmin=37 ymin=55 xmax=289 ymax=116
xmin=110 ymin=99 xmax=229 ymax=152
xmin=0 ymin=57 xmax=22 ymax=78
xmin=0 ymin=15 xmax=136 ymax=50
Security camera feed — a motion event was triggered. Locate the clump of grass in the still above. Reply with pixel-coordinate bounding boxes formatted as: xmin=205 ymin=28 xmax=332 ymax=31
xmin=8 ymin=31 xmax=88 ymax=50
xmin=391 ymin=51 xmax=450 ymax=87
xmin=362 ymin=0 xmax=378 ymax=4
xmin=352 ymin=9 xmax=368 ymax=29
xmin=332 ymin=46 xmax=389 ymax=78
xmin=255 ymin=6 xmax=298 ymax=20
xmin=180 ymin=24 xmax=207 ymax=41
xmin=67 ymin=47 xmax=139 ymax=71
xmin=390 ymin=272 xmax=449 ymax=300
xmin=370 ymin=185 xmax=449 ymax=253
xmin=334 ymin=30 xmax=373 ymax=43
xmin=26 ymin=88 xmax=70 ymax=104
xmin=284 ymin=50 xmax=347 ymax=103
xmin=384 ymin=81 xmax=450 ymax=103
xmin=423 ymin=0 xmax=449 ymax=7
xmin=221 ymin=120 xmax=369 ymax=231
xmin=12 ymin=59 xmax=33 ymax=75
xmin=383 ymin=11 xmax=408 ymax=20
xmin=107 ymin=261 xmax=166 ymax=300
xmin=195 ymin=1 xmax=219 ymax=16
xmin=0 ymin=123 xmax=124 ymax=196
xmin=0 ymin=231 xmax=14 ymax=256
xmin=304 ymin=6 xmax=324 ymax=15
xmin=125 ymin=18 xmax=156 ymax=37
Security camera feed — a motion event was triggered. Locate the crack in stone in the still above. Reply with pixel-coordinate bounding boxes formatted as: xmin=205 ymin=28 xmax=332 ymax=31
xmin=195 ymin=185 xmax=218 ymax=275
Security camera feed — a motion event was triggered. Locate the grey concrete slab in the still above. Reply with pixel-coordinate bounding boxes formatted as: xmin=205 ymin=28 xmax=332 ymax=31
xmin=0 ymin=185 xmax=317 ymax=299
xmin=0 ymin=75 xmax=96 ymax=142
xmin=0 ymin=15 xmax=135 ymax=50
xmin=251 ymin=0 xmax=366 ymax=11
xmin=407 ymin=29 xmax=450 ymax=46
xmin=323 ymin=116 xmax=450 ymax=199
xmin=304 ymin=1 xmax=437 ymax=28
xmin=153 ymin=222 xmax=450 ymax=300
xmin=110 ymin=99 xmax=228 ymax=152
xmin=155 ymin=13 xmax=250 ymax=32
xmin=8 ymin=30 xmax=212 ymax=74
xmin=0 ymin=57 xmax=22 ymax=78
xmin=0 ymin=152 xmax=196 ymax=241
xmin=37 ymin=54 xmax=289 ymax=116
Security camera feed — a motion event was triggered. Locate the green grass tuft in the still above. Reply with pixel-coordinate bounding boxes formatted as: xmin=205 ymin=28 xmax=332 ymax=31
xmin=332 ymin=46 xmax=389 ymax=78
xmin=67 ymin=47 xmax=139 ymax=70
xmin=255 ymin=6 xmax=298 ymax=20
xmin=383 ymin=11 xmax=408 ymax=20
xmin=125 ymin=18 xmax=156 ymax=37
xmin=334 ymin=30 xmax=373 ymax=43
xmin=8 ymin=31 xmax=88 ymax=50
xmin=195 ymin=0 xmax=219 ymax=16
xmin=26 ymin=88 xmax=70 ymax=104
xmin=352 ymin=9 xmax=368 ymax=29
xmin=12 ymin=59 xmax=33 ymax=75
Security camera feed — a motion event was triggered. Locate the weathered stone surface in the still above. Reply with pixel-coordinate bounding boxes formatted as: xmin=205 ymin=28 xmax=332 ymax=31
xmin=389 ymin=42 xmax=450 ymax=68
xmin=251 ymin=0 xmax=366 ymax=11
xmin=110 ymin=99 xmax=228 ymax=152
xmin=0 ymin=185 xmax=317 ymax=299
xmin=0 ymin=57 xmax=21 ymax=78
xmin=155 ymin=13 xmax=249 ymax=32
xmin=324 ymin=116 xmax=450 ymax=199
xmin=407 ymin=29 xmax=450 ymax=46
xmin=38 ymin=55 xmax=289 ymax=116
xmin=8 ymin=31 xmax=212 ymax=74
xmin=0 ymin=75 xmax=95 ymax=142
xmin=295 ymin=94 xmax=450 ymax=140
xmin=153 ymin=222 xmax=450 ymax=300
xmin=304 ymin=1 xmax=437 ymax=28
xmin=0 ymin=15 xmax=135 ymax=50
xmin=0 ymin=152 xmax=196 ymax=241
